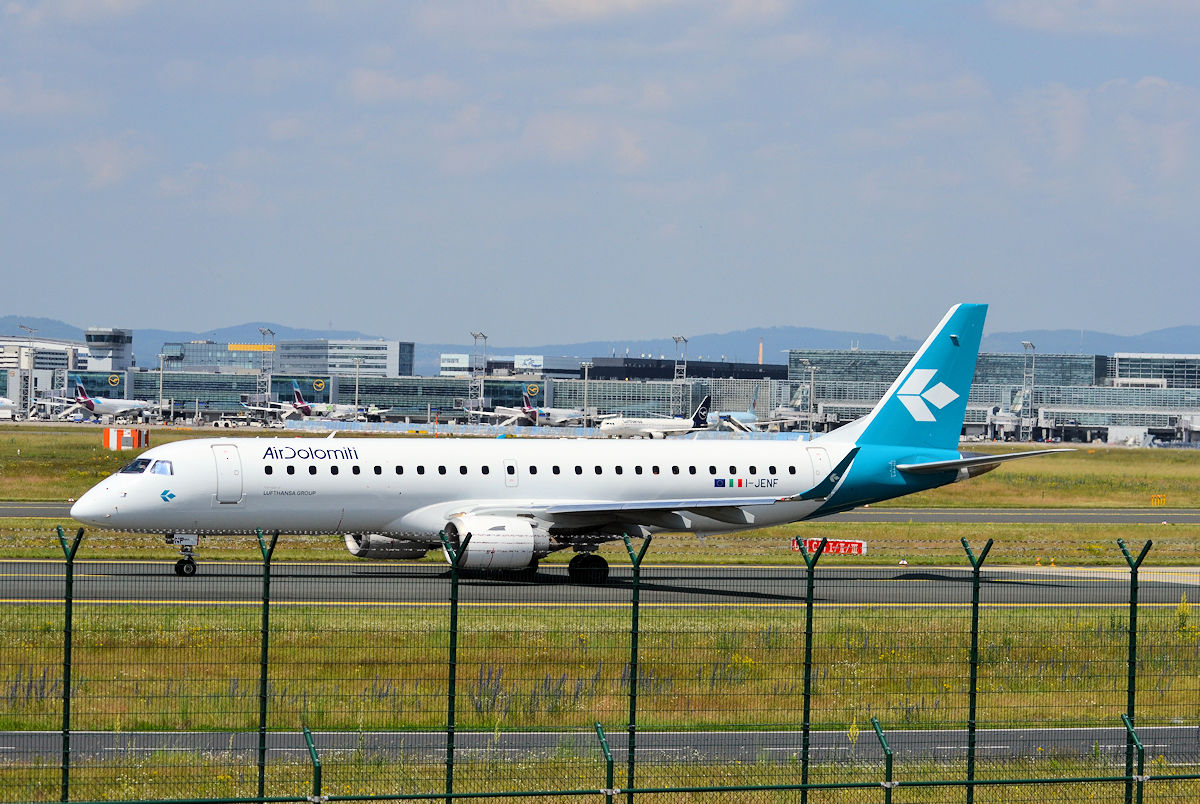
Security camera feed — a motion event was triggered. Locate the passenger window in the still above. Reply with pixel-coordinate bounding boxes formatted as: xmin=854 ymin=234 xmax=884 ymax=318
xmin=308 ymin=466 xmax=317 ymax=475
xmin=506 ymin=465 xmax=516 ymax=475
xmin=652 ymin=466 xmax=660 ymax=475
xmin=438 ymin=466 xmax=446 ymax=475
xmin=575 ymin=466 xmax=583 ymax=475
xmin=482 ymin=466 xmax=490 ymax=475
xmin=553 ymin=466 xmax=561 ymax=475
xmin=615 ymin=466 xmax=623 ymax=475
xmin=529 ymin=465 xmax=537 ymax=475
xmin=729 ymin=466 xmax=737 ymax=475
xmin=709 ymin=466 xmax=717 ymax=475
xmin=769 ymin=465 xmax=776 ymax=474
xmin=595 ymin=466 xmax=602 ymax=475
xmin=396 ymin=466 xmax=403 ymax=475
xmin=353 ymin=466 xmax=361 ymax=475
xmin=635 ymin=466 xmax=643 ymax=475
xmin=150 ymin=460 xmax=173 ymax=476
xmin=119 ymin=458 xmax=152 ymax=474
xmin=287 ymin=465 xmax=296 ymax=475
xmin=689 ymin=466 xmax=697 ymax=475
xmin=459 ymin=466 xmax=467 ymax=475
xmin=671 ymin=466 xmax=680 ymax=475
xmin=374 ymin=466 xmax=382 ymax=475
xmin=788 ymin=466 xmax=796 ymax=475
xmin=264 ymin=465 xmax=273 ymax=476
xmin=417 ymin=466 xmax=425 ymax=475
xmin=331 ymin=465 xmax=339 ymax=476
xmin=749 ymin=466 xmax=757 ymax=475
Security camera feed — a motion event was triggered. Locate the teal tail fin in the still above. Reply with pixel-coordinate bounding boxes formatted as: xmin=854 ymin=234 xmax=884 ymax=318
xmin=831 ymin=303 xmax=986 ymax=451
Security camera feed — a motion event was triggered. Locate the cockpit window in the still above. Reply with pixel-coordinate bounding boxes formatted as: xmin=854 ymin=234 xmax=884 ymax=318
xmin=150 ymin=460 xmax=173 ymax=476
xmin=119 ymin=458 xmax=152 ymax=474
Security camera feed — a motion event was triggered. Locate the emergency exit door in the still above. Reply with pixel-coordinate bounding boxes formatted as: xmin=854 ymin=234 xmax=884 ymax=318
xmin=212 ymin=444 xmax=243 ymax=503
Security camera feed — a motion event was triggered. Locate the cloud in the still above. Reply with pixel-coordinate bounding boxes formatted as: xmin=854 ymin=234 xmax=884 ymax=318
xmin=5 ymin=0 xmax=150 ymax=26
xmin=346 ymin=69 xmax=459 ymax=104
xmin=74 ymin=133 xmax=151 ymax=189
xmin=987 ymin=0 xmax=1200 ymax=36
xmin=0 ymin=72 xmax=97 ymax=117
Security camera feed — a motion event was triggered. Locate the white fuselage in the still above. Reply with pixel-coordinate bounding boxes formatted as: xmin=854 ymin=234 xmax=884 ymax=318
xmin=70 ymin=435 xmax=841 ymax=540
xmin=79 ymin=396 xmax=154 ymax=418
xmin=598 ymin=416 xmax=699 ymax=438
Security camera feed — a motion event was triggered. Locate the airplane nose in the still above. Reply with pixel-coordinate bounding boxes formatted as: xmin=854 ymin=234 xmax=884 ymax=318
xmin=70 ymin=488 xmax=114 ymax=525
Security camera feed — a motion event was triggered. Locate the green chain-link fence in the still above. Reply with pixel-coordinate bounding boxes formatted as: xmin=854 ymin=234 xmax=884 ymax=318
xmin=2 ymin=527 xmax=1199 ymax=802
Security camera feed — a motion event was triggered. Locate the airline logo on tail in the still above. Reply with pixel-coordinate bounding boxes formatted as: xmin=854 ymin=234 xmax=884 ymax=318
xmin=896 ymin=369 xmax=959 ymax=422
xmin=291 ymin=381 xmax=312 ymax=416
xmin=73 ymin=377 xmax=95 ymax=411
xmin=692 ymin=396 xmax=711 ymax=429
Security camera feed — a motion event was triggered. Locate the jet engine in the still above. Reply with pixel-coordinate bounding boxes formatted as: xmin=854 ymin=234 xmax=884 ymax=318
xmin=443 ymin=516 xmax=550 ymax=570
xmin=344 ymin=533 xmax=431 ymax=560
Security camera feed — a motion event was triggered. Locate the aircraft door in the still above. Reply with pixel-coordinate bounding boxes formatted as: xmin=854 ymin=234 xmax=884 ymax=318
xmin=807 ymin=447 xmax=831 ymax=487
xmin=212 ymin=444 xmax=244 ymax=504
xmin=503 ymin=459 xmax=519 ymax=488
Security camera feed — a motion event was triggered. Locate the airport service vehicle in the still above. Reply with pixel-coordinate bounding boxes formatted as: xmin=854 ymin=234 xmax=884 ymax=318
xmin=71 ymin=304 xmax=1065 ymax=581
xmin=598 ymin=395 xmax=712 ymax=438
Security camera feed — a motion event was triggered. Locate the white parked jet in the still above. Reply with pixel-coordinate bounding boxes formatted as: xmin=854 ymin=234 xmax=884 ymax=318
xmin=290 ymin=380 xmax=389 ymax=421
xmin=598 ymin=396 xmax=712 ymax=438
xmin=483 ymin=394 xmax=587 ymax=427
xmin=0 ymin=396 xmax=18 ymax=417
xmin=69 ymin=377 xmax=156 ymax=420
xmin=71 ymin=304 xmax=1067 ymax=581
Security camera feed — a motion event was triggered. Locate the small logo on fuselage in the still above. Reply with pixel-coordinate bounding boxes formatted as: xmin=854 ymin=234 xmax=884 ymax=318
xmin=160 ymin=490 xmax=175 ymax=502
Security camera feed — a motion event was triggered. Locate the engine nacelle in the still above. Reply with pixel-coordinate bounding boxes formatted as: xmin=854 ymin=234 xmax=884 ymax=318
xmin=344 ymin=533 xmax=431 ymax=560
xmin=443 ymin=515 xmax=550 ymax=570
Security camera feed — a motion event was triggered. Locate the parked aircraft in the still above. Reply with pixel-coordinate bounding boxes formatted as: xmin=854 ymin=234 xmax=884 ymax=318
xmin=0 ymin=396 xmax=18 ymax=416
xmin=598 ymin=396 xmax=712 ymax=438
xmin=290 ymin=380 xmax=389 ymax=421
xmin=68 ymin=377 xmax=156 ymax=420
xmin=483 ymin=394 xmax=587 ymax=426
xmin=70 ymin=304 xmax=1067 ymax=581
xmin=711 ymin=387 xmax=797 ymax=432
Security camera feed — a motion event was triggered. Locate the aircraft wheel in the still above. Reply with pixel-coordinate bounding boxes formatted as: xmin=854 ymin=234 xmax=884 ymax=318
xmin=178 ymin=558 xmax=197 ymax=577
xmin=568 ymin=553 xmax=609 ymax=585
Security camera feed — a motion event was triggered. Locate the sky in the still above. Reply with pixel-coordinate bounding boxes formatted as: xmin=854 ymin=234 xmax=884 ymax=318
xmin=3 ymin=1 xmax=1199 ymax=344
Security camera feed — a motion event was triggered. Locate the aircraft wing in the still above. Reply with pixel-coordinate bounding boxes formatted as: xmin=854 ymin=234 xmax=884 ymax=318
xmin=449 ymin=495 xmax=790 ymax=533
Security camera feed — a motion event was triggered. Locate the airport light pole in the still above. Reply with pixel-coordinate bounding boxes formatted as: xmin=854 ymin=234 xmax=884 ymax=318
xmin=353 ymin=357 xmax=363 ymax=415
xmin=581 ymin=361 xmax=593 ymax=428
xmin=1021 ymin=341 xmax=1036 ymax=441
xmin=18 ymin=324 xmax=36 ymax=417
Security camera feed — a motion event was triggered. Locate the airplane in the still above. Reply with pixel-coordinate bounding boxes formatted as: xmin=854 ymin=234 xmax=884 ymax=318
xmin=711 ymin=387 xmax=798 ymax=433
xmin=0 ymin=396 xmax=18 ymax=417
xmin=598 ymin=395 xmax=712 ymax=438
xmin=67 ymin=377 xmax=156 ymax=420
xmin=481 ymin=393 xmax=587 ymax=427
xmin=70 ymin=304 xmax=1068 ymax=581
xmin=290 ymin=380 xmax=389 ymax=421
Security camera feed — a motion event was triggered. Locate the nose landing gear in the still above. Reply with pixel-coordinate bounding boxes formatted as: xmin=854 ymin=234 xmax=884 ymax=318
xmin=166 ymin=533 xmax=200 ymax=577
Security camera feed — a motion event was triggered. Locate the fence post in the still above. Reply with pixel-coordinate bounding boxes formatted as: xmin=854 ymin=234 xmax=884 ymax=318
xmin=439 ymin=530 xmax=471 ymax=804
xmin=594 ymin=722 xmax=615 ymax=804
xmin=1118 ymin=538 xmax=1151 ymax=804
xmin=302 ymin=725 xmax=322 ymax=801
xmin=621 ymin=534 xmax=652 ymax=804
xmin=961 ymin=537 xmax=993 ymax=804
xmin=55 ymin=526 xmax=84 ymax=804
xmin=255 ymin=529 xmax=279 ymax=803
xmin=870 ymin=717 xmax=894 ymax=804
xmin=1121 ymin=714 xmax=1146 ymax=804
xmin=798 ymin=536 xmax=827 ymax=804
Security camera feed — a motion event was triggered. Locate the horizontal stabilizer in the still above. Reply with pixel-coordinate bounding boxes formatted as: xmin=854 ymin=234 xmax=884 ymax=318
xmin=896 ymin=448 xmax=1073 ymax=475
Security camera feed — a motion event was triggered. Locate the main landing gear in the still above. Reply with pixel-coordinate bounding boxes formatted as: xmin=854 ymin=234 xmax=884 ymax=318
xmin=568 ymin=552 xmax=609 ymax=584
xmin=166 ymin=533 xmax=200 ymax=577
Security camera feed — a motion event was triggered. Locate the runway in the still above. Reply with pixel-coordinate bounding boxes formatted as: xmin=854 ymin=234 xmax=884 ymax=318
xmin=3 ymin=560 xmax=1197 ymax=607
xmin=4 ymin=502 xmax=1199 ymax=524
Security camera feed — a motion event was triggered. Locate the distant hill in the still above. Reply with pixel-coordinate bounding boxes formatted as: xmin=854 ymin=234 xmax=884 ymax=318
xmin=5 ymin=315 xmax=1200 ymax=376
